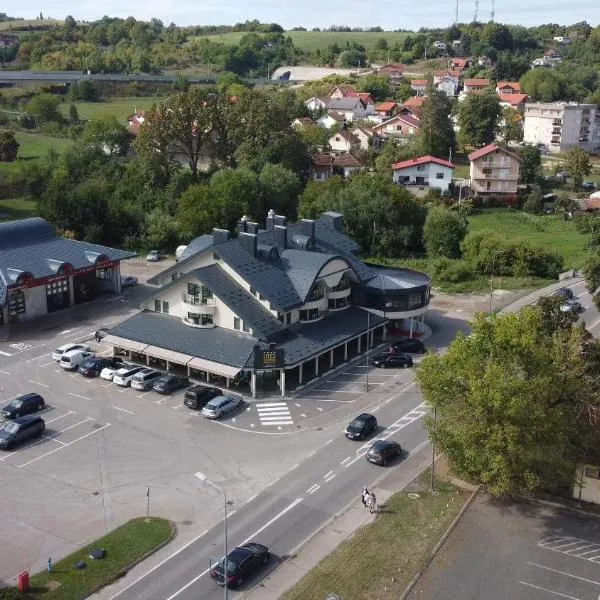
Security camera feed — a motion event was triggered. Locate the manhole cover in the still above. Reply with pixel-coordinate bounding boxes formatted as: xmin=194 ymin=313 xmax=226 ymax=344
xmin=408 ymin=493 xmax=420 ymax=499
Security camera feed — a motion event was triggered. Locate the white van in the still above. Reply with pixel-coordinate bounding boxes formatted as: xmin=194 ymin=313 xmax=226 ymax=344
xmin=60 ymin=349 xmax=94 ymax=370
xmin=175 ymin=245 xmax=188 ymax=261
xmin=130 ymin=369 xmax=163 ymax=391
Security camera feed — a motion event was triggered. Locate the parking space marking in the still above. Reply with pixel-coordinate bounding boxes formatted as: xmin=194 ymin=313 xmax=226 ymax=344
xmin=529 ymin=562 xmax=600 ymax=586
xmin=39 ymin=361 xmax=56 ymax=368
xmin=324 ymin=473 xmax=335 ymax=482
xmin=0 ymin=350 xmax=13 ymax=357
xmin=307 ymin=484 xmax=320 ymax=494
xmin=101 ymin=382 xmax=112 ymax=388
xmin=41 ymin=434 xmax=67 ymax=446
xmin=68 ymin=392 xmax=91 ymax=401
xmin=27 ymin=379 xmax=49 ymax=388
xmin=519 ymin=581 xmax=581 ymax=600
xmin=18 ymin=423 xmax=111 ymax=468
xmin=538 ymin=536 xmax=600 ymax=563
xmin=137 ymin=391 xmax=153 ymax=398
xmin=340 ymin=456 xmax=351 ymax=466
xmin=113 ymin=406 xmax=135 ymax=415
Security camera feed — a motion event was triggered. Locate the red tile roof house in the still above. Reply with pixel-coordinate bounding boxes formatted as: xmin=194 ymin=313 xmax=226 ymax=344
xmin=374 ymin=101 xmax=399 ymax=118
xmin=372 ymin=114 xmax=420 ymax=139
xmin=310 ymin=154 xmax=364 ymax=180
xmin=330 ymin=85 xmax=357 ymax=100
xmin=498 ymin=93 xmax=529 ymax=111
xmin=332 ymin=154 xmax=364 ymax=178
xmin=400 ymin=96 xmax=426 ymax=117
xmin=348 ymin=92 xmax=376 ymax=114
xmin=410 ymin=79 xmax=428 ymax=94
xmin=496 ymin=81 xmax=521 ymax=94
xmin=450 ymin=57 xmax=471 ymax=72
xmin=392 ymin=156 xmax=455 ymax=194
xmin=377 ymin=64 xmax=405 ymax=84
xmin=463 ymin=78 xmax=491 ymax=93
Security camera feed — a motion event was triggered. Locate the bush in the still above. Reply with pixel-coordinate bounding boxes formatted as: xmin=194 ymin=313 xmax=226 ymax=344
xmin=430 ymin=257 xmax=474 ymax=282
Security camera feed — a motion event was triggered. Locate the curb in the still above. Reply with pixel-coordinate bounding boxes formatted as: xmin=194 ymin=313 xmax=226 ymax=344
xmin=399 ymin=485 xmax=481 ymax=600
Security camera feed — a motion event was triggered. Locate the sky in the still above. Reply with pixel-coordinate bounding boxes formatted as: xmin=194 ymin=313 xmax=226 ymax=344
xmin=6 ymin=0 xmax=600 ymax=30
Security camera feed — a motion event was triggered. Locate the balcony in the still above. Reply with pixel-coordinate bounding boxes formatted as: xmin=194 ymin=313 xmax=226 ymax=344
xmin=551 ymin=136 xmax=561 ymax=144
xmin=182 ymin=316 xmax=215 ymax=328
xmin=181 ymin=293 xmax=216 ymax=314
xmin=552 ymin=119 xmax=562 ymax=126
xmin=552 ymin=128 xmax=562 ymax=135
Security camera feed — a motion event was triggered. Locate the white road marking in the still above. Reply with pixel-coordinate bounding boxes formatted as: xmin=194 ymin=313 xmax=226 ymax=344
xmin=529 ymin=562 xmax=600 ymax=586
xmin=300 ymin=413 xmax=307 ymax=418
xmin=324 ymin=470 xmax=334 ymax=479
xmin=246 ymin=494 xmax=257 ymax=504
xmin=162 ymin=497 xmax=303 ymax=600
xmin=289 ymin=463 xmax=299 ymax=471
xmin=307 ymin=450 xmax=317 ymax=458
xmin=0 ymin=350 xmax=13 ymax=357
xmin=137 ymin=391 xmax=152 ymax=398
xmin=308 ymin=484 xmax=320 ymax=494
xmin=519 ymin=581 xmax=581 ymax=600
xmin=306 ymin=483 xmax=319 ymax=493
xmin=41 ymin=435 xmax=67 ymax=446
xmin=324 ymin=473 xmax=336 ymax=482
xmin=325 ymin=438 xmax=333 ymax=445
xmin=0 ymin=369 xmax=11 ymax=375
xmin=113 ymin=406 xmax=135 ymax=415
xmin=340 ymin=456 xmax=351 ymax=466
xmin=39 ymin=361 xmax=56 ymax=368
xmin=18 ymin=423 xmax=111 ymax=468
xmin=68 ymin=392 xmax=91 ymax=401
xmin=101 ymin=383 xmax=112 ymax=388
xmin=27 ymin=379 xmax=49 ymax=388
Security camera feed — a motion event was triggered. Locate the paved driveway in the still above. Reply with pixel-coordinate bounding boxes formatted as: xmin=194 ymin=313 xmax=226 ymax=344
xmin=407 ymin=491 xmax=600 ymax=600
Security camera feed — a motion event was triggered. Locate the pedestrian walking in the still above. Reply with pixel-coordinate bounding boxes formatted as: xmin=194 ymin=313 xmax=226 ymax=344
xmin=369 ymin=491 xmax=377 ymax=514
xmin=361 ymin=486 xmax=370 ymax=507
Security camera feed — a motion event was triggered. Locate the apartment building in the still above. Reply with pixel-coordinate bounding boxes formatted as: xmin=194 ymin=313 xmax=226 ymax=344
xmin=523 ymin=102 xmax=600 ymax=154
xmin=468 ymin=144 xmax=522 ymax=203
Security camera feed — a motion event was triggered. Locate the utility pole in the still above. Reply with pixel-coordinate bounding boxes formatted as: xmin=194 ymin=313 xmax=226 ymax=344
xmin=491 ymin=0 xmax=495 ymax=22
xmin=455 ymin=0 xmax=459 ymax=24
xmin=473 ymin=0 xmax=479 ymax=22
xmin=430 ymin=405 xmax=437 ymax=493
xmin=365 ymin=311 xmax=370 ymax=393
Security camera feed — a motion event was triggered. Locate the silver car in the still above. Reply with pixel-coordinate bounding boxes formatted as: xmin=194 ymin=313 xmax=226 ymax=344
xmin=201 ymin=395 xmax=243 ymax=419
xmin=113 ymin=366 xmax=147 ymax=387
xmin=146 ymin=250 xmax=159 ymax=262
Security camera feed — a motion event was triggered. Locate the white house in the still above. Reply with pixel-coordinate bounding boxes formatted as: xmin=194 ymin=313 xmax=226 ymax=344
xmin=391 ymin=155 xmax=454 ymax=192
xmin=352 ymin=126 xmax=376 ymax=150
xmin=553 ymin=36 xmax=572 ymax=44
xmin=435 ymin=76 xmax=457 ymax=97
xmin=411 ymin=79 xmax=428 ymax=94
xmin=326 ymin=97 xmax=367 ymax=122
xmin=371 ymin=114 xmax=420 ymax=140
xmin=329 ymin=130 xmax=360 ymax=155
xmin=317 ymin=112 xmax=346 ymax=129
xmin=432 ymin=41 xmax=447 ymax=51
xmin=433 ymin=70 xmax=460 ymax=88
xmin=305 ymin=96 xmax=329 ymax=112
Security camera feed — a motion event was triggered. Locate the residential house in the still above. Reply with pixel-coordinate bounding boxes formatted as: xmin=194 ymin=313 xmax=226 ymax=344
xmin=127 ymin=112 xmax=145 ymax=136
xmin=531 ymin=57 xmax=555 ymax=69
xmin=317 ymin=111 xmax=346 ymax=129
xmin=433 ymin=70 xmax=460 ymax=88
xmin=330 ymin=85 xmax=357 ymax=100
xmin=292 ymin=117 xmax=315 ymax=129
xmin=326 ymin=97 xmax=367 ymax=122
xmin=553 ymin=36 xmax=572 ymax=44
xmin=523 ymin=102 xmax=600 ymax=154
xmin=463 ymin=78 xmax=491 ymax=94
xmin=544 ymin=49 xmax=562 ymax=62
xmin=435 ymin=76 xmax=458 ymax=97
xmin=498 ymin=94 xmax=529 ymax=111
xmin=311 ymin=155 xmax=334 ymax=181
xmin=468 ymin=144 xmax=522 ymax=202
xmin=432 ymin=41 xmax=447 ymax=51
xmin=305 ymin=96 xmax=329 ymax=112
xmin=332 ymin=154 xmax=364 ymax=178
xmin=496 ymin=81 xmax=521 ymax=94
xmin=374 ymin=101 xmax=399 ymax=118
xmin=410 ymin=80 xmax=428 ymax=94
xmin=450 ymin=57 xmax=471 ymax=72
xmin=329 ymin=130 xmax=360 ymax=155
xmin=377 ymin=64 xmax=405 ymax=86
xmin=352 ymin=126 xmax=377 ymax=150
xmin=392 ymin=156 xmax=454 ymax=193
xmin=349 ymin=92 xmax=376 ymax=115
xmin=371 ymin=114 xmax=420 ymax=140
xmin=477 ymin=56 xmax=493 ymax=68
xmin=400 ymin=96 xmax=426 ymax=117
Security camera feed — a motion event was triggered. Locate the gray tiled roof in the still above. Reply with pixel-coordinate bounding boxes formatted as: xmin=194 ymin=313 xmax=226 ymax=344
xmin=362 ymin=266 xmax=431 ymax=291
xmin=108 ymin=310 xmax=257 ymax=368
xmin=0 ymin=218 xmax=135 ymax=304
xmin=327 ymin=98 xmax=364 ymax=111
xmin=271 ymin=306 xmax=386 ymax=366
xmin=192 ymin=264 xmax=285 ymax=340
xmin=279 ymin=249 xmax=339 ymax=302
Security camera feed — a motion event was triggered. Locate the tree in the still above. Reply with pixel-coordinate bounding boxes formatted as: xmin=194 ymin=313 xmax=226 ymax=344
xmin=518 ymin=145 xmax=542 ymax=184
xmin=519 ymin=69 xmax=567 ymax=102
xmin=83 ymin=116 xmax=130 ymax=156
xmin=583 ymin=253 xmax=600 ymax=309
xmin=458 ymin=89 xmax=501 ymax=148
xmin=394 ymin=80 xmax=413 ymax=103
xmin=501 ymin=107 xmax=523 ymax=144
xmin=416 ymin=309 xmax=600 ymax=496
xmin=415 ymin=87 xmax=455 ymax=159
xmin=143 ymin=207 xmax=179 ymax=251
xmin=522 ymin=184 xmax=544 ymax=214
xmin=209 ymin=168 xmax=259 ymax=230
xmin=0 ymin=130 xmax=19 ymax=162
xmin=258 ymin=163 xmax=302 ymax=219
xmin=564 ymin=147 xmax=592 ymax=189
xmin=423 ymin=206 xmax=468 ymax=259
xmin=26 ymin=93 xmax=63 ymax=123
xmin=69 ymin=104 xmax=79 ymax=123
xmin=356 ymin=74 xmax=390 ymax=102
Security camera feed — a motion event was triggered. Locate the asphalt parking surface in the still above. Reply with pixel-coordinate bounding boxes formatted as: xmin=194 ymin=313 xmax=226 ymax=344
xmin=407 ymin=491 xmax=600 ymax=600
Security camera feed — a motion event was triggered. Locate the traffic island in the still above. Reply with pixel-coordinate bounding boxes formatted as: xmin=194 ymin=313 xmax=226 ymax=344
xmin=0 ymin=517 xmax=173 ymax=600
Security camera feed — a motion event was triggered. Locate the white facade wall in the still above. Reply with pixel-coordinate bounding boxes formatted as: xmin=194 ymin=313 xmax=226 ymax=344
xmin=18 ymin=285 xmax=48 ymax=321
xmin=436 ymin=79 xmax=456 ymax=97
xmin=392 ymin=164 xmax=453 ymax=191
xmin=329 ymin=135 xmax=355 ymax=154
xmin=154 ymin=251 xmax=216 ymax=287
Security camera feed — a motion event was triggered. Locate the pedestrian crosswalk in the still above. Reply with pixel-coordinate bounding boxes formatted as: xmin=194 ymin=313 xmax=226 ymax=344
xmin=255 ymin=402 xmax=293 ymax=426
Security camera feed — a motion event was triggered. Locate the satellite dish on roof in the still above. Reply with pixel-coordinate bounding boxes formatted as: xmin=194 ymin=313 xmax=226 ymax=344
xmin=241 ymin=215 xmax=249 ymax=222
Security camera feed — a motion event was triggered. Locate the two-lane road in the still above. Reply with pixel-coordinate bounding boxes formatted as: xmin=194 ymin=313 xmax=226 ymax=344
xmin=105 ymin=384 xmax=428 ymax=600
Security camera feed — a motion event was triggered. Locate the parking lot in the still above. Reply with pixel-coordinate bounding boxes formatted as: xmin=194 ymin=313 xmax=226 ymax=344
xmin=407 ymin=491 xmax=600 ymax=600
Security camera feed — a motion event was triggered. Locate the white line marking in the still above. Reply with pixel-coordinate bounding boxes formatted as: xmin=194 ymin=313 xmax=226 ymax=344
xmin=18 ymin=423 xmax=111 ymax=468
xmin=113 ymin=406 xmax=135 ymax=415
xmin=255 ymin=402 xmax=288 ymax=407
xmin=0 ymin=351 xmax=13 ymax=357
xmin=68 ymin=392 xmax=91 ymax=401
xmin=308 ymin=484 xmax=320 ymax=494
xmin=306 ymin=484 xmax=319 ymax=494
xmin=340 ymin=456 xmax=351 ymax=466
xmin=259 ymin=414 xmax=292 ymax=420
xmin=0 ymin=369 xmax=10 ymax=375
xmin=41 ymin=435 xmax=67 ymax=446
xmin=162 ymin=497 xmax=303 ymax=600
xmin=137 ymin=391 xmax=152 ymax=398
xmin=307 ymin=450 xmax=317 ymax=458
xmin=27 ymin=379 xmax=49 ymax=388
xmin=519 ymin=581 xmax=581 ymax=600
xmin=246 ymin=494 xmax=257 ymax=504
xmin=324 ymin=473 xmax=336 ymax=482
xmin=289 ymin=463 xmax=299 ymax=471
xmin=529 ymin=562 xmax=600 ymax=586
xmin=324 ymin=470 xmax=334 ymax=479
xmin=325 ymin=439 xmax=333 ymax=445
xmin=262 ymin=421 xmax=293 ymax=426
xmin=39 ymin=361 xmax=55 ymax=368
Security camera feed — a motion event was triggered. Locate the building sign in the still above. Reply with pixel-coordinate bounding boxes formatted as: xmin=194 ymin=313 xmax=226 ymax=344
xmin=254 ymin=348 xmax=285 ymax=370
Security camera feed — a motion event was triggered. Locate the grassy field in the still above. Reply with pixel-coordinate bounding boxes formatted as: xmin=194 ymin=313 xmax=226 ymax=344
xmin=60 ymin=96 xmax=163 ymax=122
xmin=0 ymin=197 xmax=37 ymax=221
xmin=0 ymin=517 xmax=172 ymax=600
xmin=0 ymin=130 xmax=74 ymax=174
xmin=282 ymin=473 xmax=468 ymax=600
xmin=0 ymin=19 xmax=61 ymax=33
xmin=192 ymin=30 xmax=409 ymax=52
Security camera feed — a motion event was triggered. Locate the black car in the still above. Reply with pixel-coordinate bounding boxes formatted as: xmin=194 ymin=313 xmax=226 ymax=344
xmin=582 ymin=181 xmax=597 ymax=191
xmin=210 ymin=542 xmax=269 ymax=588
xmin=184 ymin=385 xmax=223 ymax=410
xmin=345 ymin=413 xmax=378 ymax=440
xmin=78 ymin=356 xmax=123 ymax=377
xmin=1 ymin=393 xmax=45 ymax=419
xmin=389 ymin=339 xmax=426 ymax=354
xmin=0 ymin=415 xmax=45 ymax=449
xmin=372 ymin=353 xmax=413 ymax=368
xmin=366 ymin=440 xmax=402 ymax=466
xmin=153 ymin=375 xmax=190 ymax=394
xmin=553 ymin=287 xmax=574 ymax=300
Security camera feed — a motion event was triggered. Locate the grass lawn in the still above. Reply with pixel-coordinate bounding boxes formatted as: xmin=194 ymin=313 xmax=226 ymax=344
xmin=192 ymin=30 xmax=409 ymax=52
xmin=0 ymin=517 xmax=173 ymax=600
xmin=0 ymin=197 xmax=37 ymax=221
xmin=282 ymin=474 xmax=468 ymax=600
xmin=60 ymin=97 xmax=163 ymax=122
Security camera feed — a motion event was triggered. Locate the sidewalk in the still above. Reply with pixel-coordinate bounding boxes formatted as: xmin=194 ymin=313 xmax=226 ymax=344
xmin=241 ymin=443 xmax=431 ymax=599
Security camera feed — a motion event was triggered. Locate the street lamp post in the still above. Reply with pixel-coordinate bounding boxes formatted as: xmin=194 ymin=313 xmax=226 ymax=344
xmin=365 ymin=310 xmax=370 ymax=393
xmin=196 ymin=472 xmax=228 ymax=600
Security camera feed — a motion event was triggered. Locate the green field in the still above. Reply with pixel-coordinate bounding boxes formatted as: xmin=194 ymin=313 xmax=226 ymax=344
xmin=60 ymin=96 xmax=163 ymax=122
xmin=0 ymin=197 xmax=37 ymax=221
xmin=0 ymin=130 xmax=74 ymax=174
xmin=192 ymin=30 xmax=409 ymax=52
xmin=0 ymin=19 xmax=61 ymax=33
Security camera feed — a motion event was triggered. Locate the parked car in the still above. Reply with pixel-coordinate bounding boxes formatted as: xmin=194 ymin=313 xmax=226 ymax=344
xmin=201 ymin=395 xmax=243 ymax=419
xmin=146 ymin=250 xmax=160 ymax=262
xmin=372 ymin=353 xmax=413 ymax=368
xmin=560 ymin=299 xmax=582 ymax=313
xmin=0 ymin=415 xmax=45 ymax=449
xmin=582 ymin=181 xmax=597 ymax=191
xmin=120 ymin=275 xmax=138 ymax=288
xmin=553 ymin=287 xmax=574 ymax=300
xmin=1 ymin=393 xmax=45 ymax=419
xmin=130 ymin=369 xmax=163 ymax=391
xmin=366 ymin=440 xmax=402 ymax=466
xmin=184 ymin=385 xmax=223 ymax=410
xmin=100 ymin=363 xmax=133 ymax=381
xmin=389 ymin=339 xmax=426 ymax=354
xmin=210 ymin=542 xmax=269 ymax=588
xmin=113 ymin=366 xmax=147 ymax=387
xmin=345 ymin=413 xmax=377 ymax=440
xmin=78 ymin=357 xmax=123 ymax=377
xmin=153 ymin=375 xmax=189 ymax=394
xmin=52 ymin=343 xmax=90 ymax=361
xmin=60 ymin=349 xmax=94 ymax=370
